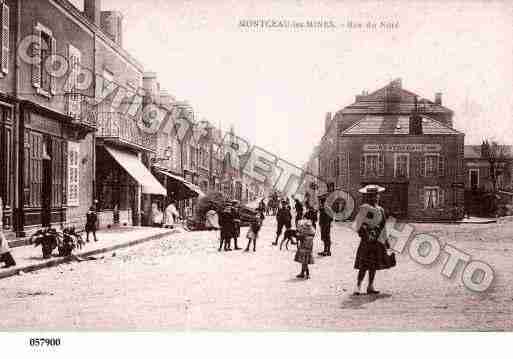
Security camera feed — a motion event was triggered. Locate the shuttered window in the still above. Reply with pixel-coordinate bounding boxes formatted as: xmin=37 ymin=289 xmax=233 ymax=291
xmin=68 ymin=141 xmax=80 ymax=206
xmin=32 ymin=23 xmax=56 ymax=96
xmin=24 ymin=131 xmax=43 ymax=208
xmin=438 ymin=156 xmax=445 ymax=177
xmin=1 ymin=2 xmax=9 ymax=75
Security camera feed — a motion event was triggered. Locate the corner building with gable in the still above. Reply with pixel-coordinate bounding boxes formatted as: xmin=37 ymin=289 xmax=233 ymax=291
xmin=319 ymin=79 xmax=465 ymax=221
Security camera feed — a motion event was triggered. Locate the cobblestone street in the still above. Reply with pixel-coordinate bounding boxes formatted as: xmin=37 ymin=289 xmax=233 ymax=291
xmin=1 ymin=217 xmax=513 ymax=331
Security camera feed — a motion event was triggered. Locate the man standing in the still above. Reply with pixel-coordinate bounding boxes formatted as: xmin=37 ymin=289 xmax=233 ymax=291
xmin=231 ymin=200 xmax=242 ymax=250
xmin=318 ymin=198 xmax=333 ymax=256
xmin=273 ymin=200 xmax=292 ymax=246
xmin=304 ymin=203 xmax=318 ymax=231
xmin=219 ymin=203 xmax=234 ymax=251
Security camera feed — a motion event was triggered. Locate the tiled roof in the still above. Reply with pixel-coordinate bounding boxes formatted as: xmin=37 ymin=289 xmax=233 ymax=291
xmin=337 ymin=81 xmax=453 ymax=115
xmin=464 ymin=145 xmax=482 ymax=159
xmin=341 ymin=115 xmax=462 ymax=135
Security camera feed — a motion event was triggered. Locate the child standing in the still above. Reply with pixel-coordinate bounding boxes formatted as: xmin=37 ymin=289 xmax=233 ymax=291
xmin=244 ymin=213 xmax=263 ymax=252
xmin=85 ymin=206 xmax=98 ymax=242
xmin=294 ymin=220 xmax=315 ymax=279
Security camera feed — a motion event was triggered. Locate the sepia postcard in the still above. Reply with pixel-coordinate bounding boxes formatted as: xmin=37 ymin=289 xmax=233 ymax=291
xmin=0 ymin=0 xmax=512 ymax=356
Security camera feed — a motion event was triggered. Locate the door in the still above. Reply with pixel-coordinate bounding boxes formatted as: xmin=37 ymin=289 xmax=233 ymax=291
xmin=362 ymin=182 xmax=408 ymax=219
xmin=41 ymin=136 xmax=52 ymax=227
xmin=469 ymin=169 xmax=479 ymax=190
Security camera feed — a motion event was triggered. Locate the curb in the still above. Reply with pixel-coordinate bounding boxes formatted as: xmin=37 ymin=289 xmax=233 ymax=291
xmin=0 ymin=230 xmax=178 ymax=280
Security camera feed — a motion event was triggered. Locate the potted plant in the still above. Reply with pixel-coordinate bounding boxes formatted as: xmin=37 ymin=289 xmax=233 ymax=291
xmin=57 ymin=227 xmax=83 ymax=257
xmin=30 ymin=227 xmax=58 ymax=259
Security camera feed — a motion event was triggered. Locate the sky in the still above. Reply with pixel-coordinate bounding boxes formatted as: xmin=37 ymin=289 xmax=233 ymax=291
xmin=71 ymin=0 xmax=513 ymax=166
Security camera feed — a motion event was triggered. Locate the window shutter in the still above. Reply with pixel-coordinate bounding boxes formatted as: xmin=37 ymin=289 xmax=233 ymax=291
xmin=50 ymin=36 xmax=57 ymax=95
xmin=360 ymin=155 xmax=365 ymax=177
xmin=438 ymin=156 xmax=445 ymax=177
xmin=62 ymin=141 xmax=68 ymax=205
xmin=419 ymin=188 xmax=425 ymax=209
xmin=438 ymin=188 xmax=444 ymax=208
xmin=1 ymin=3 xmax=9 ymax=74
xmin=31 ymin=28 xmax=41 ymax=88
xmin=378 ymin=152 xmax=384 ymax=176
xmin=418 ymin=155 xmax=426 ymax=177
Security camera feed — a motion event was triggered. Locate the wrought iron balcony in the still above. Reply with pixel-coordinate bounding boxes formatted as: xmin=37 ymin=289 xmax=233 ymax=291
xmin=64 ymin=92 xmax=97 ymax=129
xmin=97 ymin=110 xmax=157 ymax=152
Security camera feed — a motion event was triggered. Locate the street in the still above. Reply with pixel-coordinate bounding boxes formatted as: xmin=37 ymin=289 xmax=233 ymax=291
xmin=1 ymin=217 xmax=512 ymax=331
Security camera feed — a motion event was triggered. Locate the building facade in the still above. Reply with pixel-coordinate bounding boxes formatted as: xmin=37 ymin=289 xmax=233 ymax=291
xmin=319 ymin=79 xmax=465 ymax=220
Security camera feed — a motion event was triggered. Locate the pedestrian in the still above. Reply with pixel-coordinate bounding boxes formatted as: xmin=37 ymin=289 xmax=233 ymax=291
xmin=0 ymin=198 xmax=16 ymax=268
xmin=272 ymin=200 xmax=292 ymax=245
xmin=244 ymin=212 xmax=263 ymax=252
xmin=352 ymin=185 xmax=396 ymax=295
xmin=218 ymin=203 xmax=234 ymax=251
xmin=164 ymin=200 xmax=180 ymax=229
xmin=294 ymin=220 xmax=315 ymax=279
xmin=304 ymin=203 xmax=318 ymax=231
xmin=151 ymin=202 xmax=164 ymax=227
xmin=231 ymin=200 xmax=242 ymax=250
xmin=318 ymin=198 xmax=333 ymax=256
xmin=258 ymin=199 xmax=266 ymax=216
xmin=294 ymin=197 xmax=304 ymax=227
xmin=85 ymin=205 xmax=98 ymax=242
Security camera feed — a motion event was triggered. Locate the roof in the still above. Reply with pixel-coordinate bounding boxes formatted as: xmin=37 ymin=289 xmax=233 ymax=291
xmin=337 ymin=79 xmax=453 ymax=115
xmin=341 ymin=115 xmax=462 ymax=136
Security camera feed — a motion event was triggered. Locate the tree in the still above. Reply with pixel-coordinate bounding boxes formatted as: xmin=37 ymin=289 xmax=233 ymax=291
xmin=481 ymin=139 xmax=510 ymax=192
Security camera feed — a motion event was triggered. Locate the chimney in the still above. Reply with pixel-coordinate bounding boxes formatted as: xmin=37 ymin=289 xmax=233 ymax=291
xmin=101 ymin=11 xmax=123 ymax=47
xmin=324 ymin=112 xmax=332 ymax=133
xmin=390 ymin=78 xmax=402 ymax=89
xmin=84 ymin=0 xmax=101 ymax=26
xmin=410 ymin=99 xmax=423 ymax=135
xmin=435 ymin=92 xmax=442 ymax=105
xmin=143 ymin=72 xmax=160 ymax=104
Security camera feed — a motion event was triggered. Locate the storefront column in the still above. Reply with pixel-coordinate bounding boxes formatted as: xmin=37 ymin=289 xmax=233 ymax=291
xmin=136 ymin=152 xmax=143 ymax=226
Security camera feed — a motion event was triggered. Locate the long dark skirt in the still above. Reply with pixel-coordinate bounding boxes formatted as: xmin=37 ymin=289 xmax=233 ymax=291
xmin=354 ymin=238 xmax=395 ymax=271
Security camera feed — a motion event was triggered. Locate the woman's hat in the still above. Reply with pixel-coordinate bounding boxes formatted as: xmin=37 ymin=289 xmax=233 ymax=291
xmin=358 ymin=184 xmax=385 ymax=194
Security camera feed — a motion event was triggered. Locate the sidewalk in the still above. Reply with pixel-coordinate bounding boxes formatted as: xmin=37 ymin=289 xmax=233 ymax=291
xmin=0 ymin=226 xmax=178 ymax=280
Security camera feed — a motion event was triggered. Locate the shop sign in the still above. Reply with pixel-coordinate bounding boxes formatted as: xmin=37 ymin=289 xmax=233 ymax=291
xmin=363 ymin=143 xmax=441 ymax=152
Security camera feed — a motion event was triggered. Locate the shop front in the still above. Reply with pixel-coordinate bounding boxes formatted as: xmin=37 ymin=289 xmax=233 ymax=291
xmin=96 ymin=144 xmax=166 ymax=228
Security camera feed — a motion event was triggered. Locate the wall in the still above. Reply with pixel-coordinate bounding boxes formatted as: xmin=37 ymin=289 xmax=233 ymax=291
xmin=336 ymin=134 xmax=465 ymax=220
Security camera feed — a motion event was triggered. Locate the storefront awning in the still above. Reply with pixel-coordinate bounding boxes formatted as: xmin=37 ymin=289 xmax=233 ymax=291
xmin=158 ymin=170 xmax=205 ymax=199
xmin=105 ymin=146 xmax=167 ymax=196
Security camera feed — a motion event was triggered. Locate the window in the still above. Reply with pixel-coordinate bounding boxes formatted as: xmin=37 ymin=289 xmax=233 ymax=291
xmin=424 ymin=154 xmax=439 ymax=177
xmin=189 ymin=145 xmax=196 ymax=169
xmin=394 ymin=153 xmax=409 ymax=178
xmin=469 ymin=168 xmax=479 ymax=190
xmin=32 ymin=23 xmax=56 ymax=96
xmin=0 ymin=2 xmax=9 ymax=75
xmin=66 ymin=44 xmax=82 ymax=117
xmin=68 ymin=141 xmax=80 ymax=206
xmin=423 ymin=186 xmax=444 ymax=209
xmin=361 ymin=153 xmax=384 ymax=177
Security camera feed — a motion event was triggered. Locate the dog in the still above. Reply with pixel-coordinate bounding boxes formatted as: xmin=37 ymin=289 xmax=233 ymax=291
xmin=280 ymin=228 xmax=299 ymax=250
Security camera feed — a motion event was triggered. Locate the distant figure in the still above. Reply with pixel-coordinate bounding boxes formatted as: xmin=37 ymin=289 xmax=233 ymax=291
xmin=318 ymin=199 xmax=333 ymax=256
xmin=304 ymin=203 xmax=318 ymax=230
xmin=218 ymin=204 xmax=234 ymax=251
xmin=294 ymin=220 xmax=315 ymax=279
xmin=85 ymin=206 xmax=98 ymax=242
xmin=244 ymin=212 xmax=263 ymax=252
xmin=205 ymin=205 xmax=220 ymax=230
xmin=151 ymin=202 xmax=164 ymax=227
xmin=164 ymin=200 xmax=180 ymax=229
xmin=0 ymin=198 xmax=16 ymax=268
xmin=294 ymin=197 xmax=304 ymax=227
xmin=231 ymin=200 xmax=242 ymax=250
xmin=273 ymin=200 xmax=292 ymax=246
xmin=258 ymin=199 xmax=266 ymax=216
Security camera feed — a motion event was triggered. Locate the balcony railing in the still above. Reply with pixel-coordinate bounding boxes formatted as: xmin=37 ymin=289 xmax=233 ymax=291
xmin=97 ymin=111 xmax=157 ymax=152
xmin=65 ymin=93 xmax=97 ymax=129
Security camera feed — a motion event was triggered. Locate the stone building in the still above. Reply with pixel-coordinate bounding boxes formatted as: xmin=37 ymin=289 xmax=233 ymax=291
xmin=319 ymin=79 xmax=465 ymax=220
